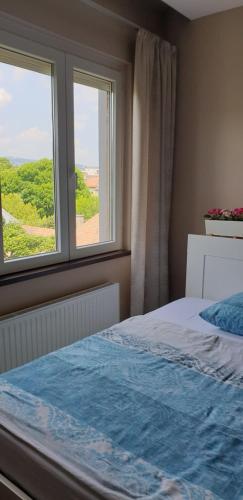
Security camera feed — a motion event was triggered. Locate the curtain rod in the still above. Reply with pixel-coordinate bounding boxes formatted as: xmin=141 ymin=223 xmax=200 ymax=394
xmin=80 ymin=0 xmax=142 ymax=31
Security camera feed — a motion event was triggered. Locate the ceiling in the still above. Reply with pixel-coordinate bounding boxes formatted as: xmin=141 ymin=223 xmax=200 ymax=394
xmin=162 ymin=0 xmax=243 ymax=20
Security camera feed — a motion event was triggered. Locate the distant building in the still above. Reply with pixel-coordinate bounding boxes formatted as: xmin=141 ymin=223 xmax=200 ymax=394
xmin=85 ymin=175 xmax=99 ymax=195
xmin=84 ymin=168 xmax=99 ymax=177
xmin=2 ymin=208 xmax=18 ymax=224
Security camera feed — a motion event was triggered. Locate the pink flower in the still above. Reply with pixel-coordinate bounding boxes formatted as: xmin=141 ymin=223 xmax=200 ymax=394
xmin=232 ymin=208 xmax=243 ymax=218
xmin=221 ymin=209 xmax=232 ymax=218
xmin=207 ymin=208 xmax=223 ymax=216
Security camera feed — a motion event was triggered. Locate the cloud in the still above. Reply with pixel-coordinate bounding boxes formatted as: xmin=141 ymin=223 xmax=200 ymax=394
xmin=74 ymin=84 xmax=98 ymax=112
xmin=74 ymin=113 xmax=89 ymax=132
xmin=74 ymin=137 xmax=98 ymax=166
xmin=14 ymin=127 xmax=52 ymax=159
xmin=12 ymin=67 xmax=26 ymax=81
xmin=18 ymin=127 xmax=49 ymax=142
xmin=0 ymin=126 xmax=11 ymax=148
xmin=0 ymin=127 xmax=52 ymax=160
xmin=0 ymin=88 xmax=12 ymax=107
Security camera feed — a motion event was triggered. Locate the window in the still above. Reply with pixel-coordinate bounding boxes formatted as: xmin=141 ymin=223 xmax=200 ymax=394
xmin=73 ymin=71 xmax=113 ymax=248
xmin=0 ymin=32 xmax=123 ymax=275
xmin=0 ymin=48 xmax=57 ymax=262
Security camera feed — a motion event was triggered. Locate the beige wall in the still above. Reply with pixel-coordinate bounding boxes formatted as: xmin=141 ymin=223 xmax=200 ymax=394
xmin=0 ymin=0 xmax=135 ymax=62
xmin=170 ymin=7 xmax=243 ymax=299
xmin=90 ymin=0 xmax=168 ymax=37
xmin=0 ymin=0 xmax=167 ymax=64
xmin=0 ymin=257 xmax=131 ymax=320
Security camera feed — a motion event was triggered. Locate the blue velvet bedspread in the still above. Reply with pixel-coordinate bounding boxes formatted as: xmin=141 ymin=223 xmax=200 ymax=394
xmin=1 ymin=316 xmax=243 ymax=499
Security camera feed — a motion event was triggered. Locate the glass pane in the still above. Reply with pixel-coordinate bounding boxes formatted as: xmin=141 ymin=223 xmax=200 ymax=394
xmin=73 ymin=73 xmax=113 ymax=248
xmin=0 ymin=49 xmax=57 ymax=261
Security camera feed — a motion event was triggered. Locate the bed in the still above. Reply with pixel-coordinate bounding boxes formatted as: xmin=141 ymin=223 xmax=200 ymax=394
xmin=1 ymin=235 xmax=243 ymax=499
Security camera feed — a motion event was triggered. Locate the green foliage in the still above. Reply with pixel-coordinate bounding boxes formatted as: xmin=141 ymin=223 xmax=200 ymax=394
xmin=21 ymin=183 xmax=54 ymax=219
xmin=0 ymin=157 xmax=13 ymax=171
xmin=75 ymin=169 xmax=90 ymax=196
xmin=76 ymin=194 xmax=99 ymax=221
xmin=75 ymin=170 xmax=99 ymax=220
xmin=0 ymin=158 xmax=99 ymax=222
xmin=0 ymin=157 xmax=99 ymax=258
xmin=0 ymin=158 xmax=55 ymax=219
xmin=3 ymin=223 xmax=55 ymax=259
xmin=14 ymin=159 xmax=55 ymax=218
xmin=0 ymin=167 xmax=22 ymax=194
xmin=2 ymin=193 xmax=54 ymax=227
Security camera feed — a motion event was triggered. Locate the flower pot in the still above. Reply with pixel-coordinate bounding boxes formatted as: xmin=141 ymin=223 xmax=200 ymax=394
xmin=205 ymin=220 xmax=243 ymax=238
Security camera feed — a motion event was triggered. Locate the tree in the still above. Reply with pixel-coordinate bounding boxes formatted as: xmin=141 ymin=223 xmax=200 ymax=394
xmin=3 ymin=223 xmax=55 ymax=259
xmin=0 ymin=157 xmax=100 ymax=260
xmin=0 ymin=157 xmax=13 ymax=171
xmin=0 ymin=165 xmax=22 ymax=194
xmin=21 ymin=183 xmax=54 ymax=218
xmin=0 ymin=159 xmax=100 ymax=219
xmin=76 ymin=194 xmax=99 ymax=221
xmin=75 ymin=169 xmax=90 ymax=196
xmin=0 ymin=158 xmax=99 ymax=223
xmin=17 ymin=159 xmax=55 ymax=219
xmin=2 ymin=193 xmax=54 ymax=227
xmin=75 ymin=169 xmax=99 ymax=220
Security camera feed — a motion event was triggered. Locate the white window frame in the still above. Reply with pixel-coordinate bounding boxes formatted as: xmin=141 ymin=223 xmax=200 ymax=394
xmin=66 ymin=55 xmax=123 ymax=259
xmin=0 ymin=23 xmax=125 ymax=276
xmin=0 ymin=30 xmax=70 ymax=275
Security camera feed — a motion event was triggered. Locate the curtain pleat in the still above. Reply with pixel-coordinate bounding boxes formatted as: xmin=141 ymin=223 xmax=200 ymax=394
xmin=131 ymin=29 xmax=177 ymax=315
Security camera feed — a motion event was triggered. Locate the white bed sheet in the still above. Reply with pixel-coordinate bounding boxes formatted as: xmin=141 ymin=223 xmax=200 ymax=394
xmin=148 ymin=297 xmax=243 ymax=343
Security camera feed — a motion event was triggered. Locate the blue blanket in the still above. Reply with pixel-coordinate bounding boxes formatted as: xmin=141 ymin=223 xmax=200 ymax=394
xmin=1 ymin=316 xmax=243 ymax=499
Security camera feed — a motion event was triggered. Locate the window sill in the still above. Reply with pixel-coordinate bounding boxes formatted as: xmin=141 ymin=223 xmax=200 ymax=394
xmin=0 ymin=250 xmax=131 ymax=287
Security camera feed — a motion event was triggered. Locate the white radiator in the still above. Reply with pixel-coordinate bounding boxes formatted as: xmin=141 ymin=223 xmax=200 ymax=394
xmin=0 ymin=282 xmax=120 ymax=373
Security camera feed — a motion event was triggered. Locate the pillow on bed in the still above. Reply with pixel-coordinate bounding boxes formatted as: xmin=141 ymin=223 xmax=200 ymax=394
xmin=199 ymin=292 xmax=243 ymax=335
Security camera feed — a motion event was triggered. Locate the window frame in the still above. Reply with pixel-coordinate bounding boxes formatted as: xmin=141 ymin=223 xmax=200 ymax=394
xmin=0 ymin=27 xmax=124 ymax=276
xmin=66 ymin=54 xmax=123 ymax=259
xmin=0 ymin=30 xmax=70 ymax=275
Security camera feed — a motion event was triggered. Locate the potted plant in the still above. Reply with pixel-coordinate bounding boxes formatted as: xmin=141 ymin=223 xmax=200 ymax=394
xmin=204 ymin=208 xmax=243 ymax=237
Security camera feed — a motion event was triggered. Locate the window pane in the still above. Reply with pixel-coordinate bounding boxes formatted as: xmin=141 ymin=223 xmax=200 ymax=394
xmin=0 ymin=48 xmax=57 ymax=261
xmin=73 ymin=71 xmax=113 ymax=248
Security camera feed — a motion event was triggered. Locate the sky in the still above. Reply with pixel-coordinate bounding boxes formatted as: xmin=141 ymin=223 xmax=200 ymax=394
xmin=0 ymin=62 xmax=99 ymax=167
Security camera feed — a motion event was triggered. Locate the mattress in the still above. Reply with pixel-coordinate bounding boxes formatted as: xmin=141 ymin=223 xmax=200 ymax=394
xmin=1 ymin=298 xmax=243 ymax=500
xmin=148 ymin=297 xmax=243 ymax=342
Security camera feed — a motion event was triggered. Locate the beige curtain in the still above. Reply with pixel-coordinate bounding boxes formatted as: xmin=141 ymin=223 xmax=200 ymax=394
xmin=131 ymin=29 xmax=177 ymax=316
